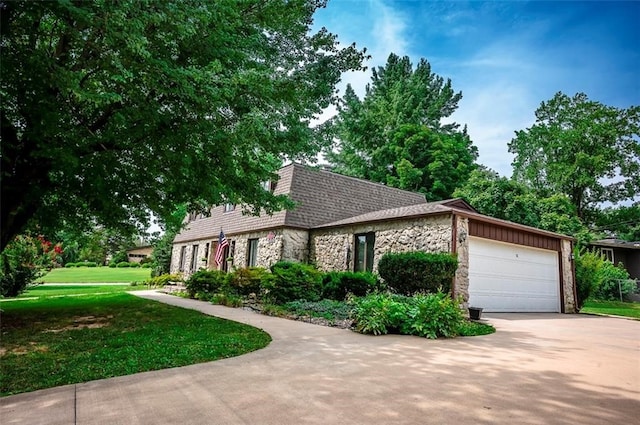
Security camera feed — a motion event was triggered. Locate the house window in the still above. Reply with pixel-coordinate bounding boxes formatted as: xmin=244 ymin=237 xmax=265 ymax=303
xmin=190 ymin=245 xmax=199 ymax=272
xmin=354 ymin=232 xmax=375 ymax=272
xmin=223 ymin=203 xmax=235 ymax=213
xmin=600 ymin=248 xmax=614 ymax=263
xmin=203 ymin=243 xmax=210 ymax=267
xmin=247 ymin=238 xmax=259 ymax=267
xmin=260 ymin=180 xmax=274 ymax=192
xmin=179 ymin=246 xmax=187 ymax=271
xmin=221 ymin=240 xmax=235 ymax=272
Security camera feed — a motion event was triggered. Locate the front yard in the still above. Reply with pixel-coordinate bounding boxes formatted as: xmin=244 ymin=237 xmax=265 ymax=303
xmin=580 ymin=299 xmax=640 ymax=319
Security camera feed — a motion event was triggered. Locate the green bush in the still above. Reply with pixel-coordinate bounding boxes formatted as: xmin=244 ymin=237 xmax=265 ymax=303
xmin=350 ymin=292 xmax=465 ymax=338
xmin=226 ymin=267 xmax=268 ymax=296
xmin=210 ymin=293 xmax=243 ymax=307
xmin=378 ymin=251 xmax=458 ymax=295
xmin=141 ymin=263 xmax=151 ymax=268
xmin=321 ymin=271 xmax=383 ymax=300
xmin=78 ymin=261 xmax=97 ymax=267
xmin=593 ymin=261 xmax=635 ymax=301
xmin=110 ymin=250 xmax=128 ymax=264
xmin=108 ymin=262 xmax=117 ymax=268
xmin=143 ymin=273 xmax=183 ymax=287
xmin=575 ymin=250 xmax=601 ymax=308
xmin=261 ymin=261 xmax=323 ymax=304
xmin=185 ymin=269 xmax=227 ymax=298
xmin=116 ymin=262 xmax=130 ymax=268
xmin=129 ymin=262 xmax=141 ymax=268
xmin=65 ymin=262 xmax=76 ymax=268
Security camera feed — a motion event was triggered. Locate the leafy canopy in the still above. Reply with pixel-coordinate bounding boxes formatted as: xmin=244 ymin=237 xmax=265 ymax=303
xmin=508 ymin=92 xmax=640 ymax=219
xmin=0 ymin=0 xmax=367 ymax=250
xmin=325 ymin=53 xmax=477 ymax=200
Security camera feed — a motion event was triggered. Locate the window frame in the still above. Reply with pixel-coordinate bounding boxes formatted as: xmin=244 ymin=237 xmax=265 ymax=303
xmin=190 ymin=244 xmax=199 ymax=273
xmin=354 ymin=232 xmax=375 ymax=272
xmin=247 ymin=238 xmax=259 ymax=267
xmin=600 ymin=247 xmax=614 ymax=263
xmin=179 ymin=246 xmax=187 ymax=272
xmin=223 ymin=203 xmax=235 ymax=213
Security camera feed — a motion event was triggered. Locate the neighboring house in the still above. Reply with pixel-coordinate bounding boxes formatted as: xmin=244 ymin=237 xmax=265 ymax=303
xmin=589 ymin=239 xmax=640 ymax=280
xmin=127 ymin=245 xmax=153 ymax=263
xmin=172 ymin=163 xmax=577 ymax=313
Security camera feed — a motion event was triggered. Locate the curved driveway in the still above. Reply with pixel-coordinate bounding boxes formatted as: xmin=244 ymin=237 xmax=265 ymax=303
xmin=2 ymin=291 xmax=638 ymax=424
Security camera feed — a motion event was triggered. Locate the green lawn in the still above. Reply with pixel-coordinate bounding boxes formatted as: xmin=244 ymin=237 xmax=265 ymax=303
xmin=37 ymin=266 xmax=151 ymax=283
xmin=581 ymin=299 xmax=640 ymax=319
xmin=14 ymin=284 xmax=144 ymax=299
xmin=0 ymin=292 xmax=271 ymax=396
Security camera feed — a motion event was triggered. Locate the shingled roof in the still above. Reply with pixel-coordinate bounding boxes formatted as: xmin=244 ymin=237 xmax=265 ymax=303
xmin=173 ymin=163 xmax=427 ymax=243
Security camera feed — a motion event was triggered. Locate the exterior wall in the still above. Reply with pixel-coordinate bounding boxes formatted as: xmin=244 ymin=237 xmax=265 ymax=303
xmin=561 ymin=239 xmax=577 ymax=313
xmin=453 ymin=216 xmax=470 ymax=304
xmin=310 ymin=215 xmax=453 ymax=273
xmin=170 ymin=228 xmax=309 ymax=278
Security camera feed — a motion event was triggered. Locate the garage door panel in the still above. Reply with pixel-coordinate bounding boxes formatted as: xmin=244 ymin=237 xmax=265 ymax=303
xmin=468 ymin=237 xmax=560 ymax=313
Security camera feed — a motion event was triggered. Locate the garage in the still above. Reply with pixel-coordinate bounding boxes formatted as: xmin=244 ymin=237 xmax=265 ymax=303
xmin=468 ymin=236 xmax=561 ymax=312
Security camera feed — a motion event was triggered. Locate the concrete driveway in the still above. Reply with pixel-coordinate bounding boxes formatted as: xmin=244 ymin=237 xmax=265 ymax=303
xmin=2 ymin=291 xmax=638 ymax=425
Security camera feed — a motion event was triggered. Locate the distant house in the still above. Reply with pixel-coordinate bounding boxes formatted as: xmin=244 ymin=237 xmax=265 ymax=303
xmin=172 ymin=163 xmax=577 ymax=313
xmin=127 ymin=245 xmax=153 ymax=263
xmin=589 ymin=238 xmax=640 ymax=280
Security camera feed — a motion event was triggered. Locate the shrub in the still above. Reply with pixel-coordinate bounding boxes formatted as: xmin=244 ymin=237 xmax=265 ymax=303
xmin=141 ymin=263 xmax=151 ymax=268
xmin=185 ymin=269 xmax=227 ymax=298
xmin=226 ymin=267 xmax=268 ymax=296
xmin=108 ymin=262 xmax=117 ymax=268
xmin=110 ymin=250 xmax=128 ymax=265
xmin=210 ymin=293 xmax=243 ymax=307
xmin=65 ymin=262 xmax=76 ymax=268
xmin=574 ymin=251 xmax=602 ymax=308
xmin=321 ymin=271 xmax=383 ymax=301
xmin=282 ymin=299 xmax=352 ymax=321
xmin=378 ymin=251 xmax=458 ymax=295
xmin=129 ymin=262 xmax=141 ymax=268
xmin=79 ymin=261 xmax=97 ymax=267
xmin=261 ymin=261 xmax=323 ymax=304
xmin=143 ymin=273 xmax=183 ymax=288
xmin=593 ymin=261 xmax=635 ymax=301
xmin=116 ymin=262 xmax=131 ymax=268
xmin=350 ymin=292 xmax=465 ymax=338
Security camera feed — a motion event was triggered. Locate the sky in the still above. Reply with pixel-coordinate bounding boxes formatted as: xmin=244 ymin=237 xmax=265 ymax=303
xmin=312 ymin=0 xmax=640 ymax=177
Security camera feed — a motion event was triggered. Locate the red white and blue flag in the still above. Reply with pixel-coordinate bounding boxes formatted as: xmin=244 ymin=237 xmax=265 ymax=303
xmin=214 ymin=230 xmax=229 ymax=266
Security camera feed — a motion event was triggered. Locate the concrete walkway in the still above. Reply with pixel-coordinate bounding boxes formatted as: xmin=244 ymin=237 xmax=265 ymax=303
xmin=2 ymin=291 xmax=639 ymax=424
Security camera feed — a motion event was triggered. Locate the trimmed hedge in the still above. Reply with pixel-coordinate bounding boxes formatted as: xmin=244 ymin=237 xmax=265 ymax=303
xmin=262 ymin=261 xmax=323 ymax=304
xmin=321 ymin=271 xmax=383 ymax=301
xmin=116 ymin=262 xmax=131 ymax=268
xmin=378 ymin=251 xmax=458 ymax=295
xmin=185 ymin=269 xmax=227 ymax=298
xmin=226 ymin=267 xmax=268 ymax=296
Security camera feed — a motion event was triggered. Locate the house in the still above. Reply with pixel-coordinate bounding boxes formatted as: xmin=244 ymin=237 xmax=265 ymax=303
xmin=127 ymin=245 xmax=153 ymax=263
xmin=172 ymin=163 xmax=577 ymax=313
xmin=589 ymin=238 xmax=640 ymax=280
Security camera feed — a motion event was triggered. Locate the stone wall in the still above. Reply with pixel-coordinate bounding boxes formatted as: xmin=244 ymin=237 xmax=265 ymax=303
xmin=310 ymin=215 xmax=453 ymax=273
xmin=453 ymin=216 xmax=470 ymax=304
xmin=561 ymin=239 xmax=577 ymax=313
xmin=170 ymin=241 xmax=211 ymax=279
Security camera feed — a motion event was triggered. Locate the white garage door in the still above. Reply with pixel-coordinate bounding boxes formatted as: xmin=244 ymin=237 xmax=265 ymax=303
xmin=468 ymin=237 xmax=560 ymax=312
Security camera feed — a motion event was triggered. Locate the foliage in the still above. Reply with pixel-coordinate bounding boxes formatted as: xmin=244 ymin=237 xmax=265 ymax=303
xmin=508 ymin=92 xmax=640 ymax=220
xmin=281 ymin=299 xmax=352 ymax=321
xmin=454 ymin=168 xmax=589 ymax=243
xmin=1 ymin=234 xmax=62 ymax=297
xmin=262 ymin=261 xmax=323 ymax=304
xmin=456 ymin=320 xmax=496 ymax=336
xmin=0 ymin=293 xmax=270 ymax=396
xmin=110 ymin=250 xmax=129 ymax=265
xmin=593 ymin=205 xmax=640 ymax=242
xmin=325 ymin=54 xmax=477 ymax=200
xmin=377 ymin=251 xmax=458 ymax=295
xmin=185 ymin=270 xmax=227 ymax=298
xmin=226 ymin=267 xmax=268 ymax=296
xmin=574 ymin=251 xmax=604 ymax=309
xmin=210 ymin=293 xmax=243 ymax=308
xmin=321 ymin=271 xmax=382 ymax=300
xmin=151 ymin=204 xmax=187 ymax=276
xmin=580 ymin=299 xmax=640 ymax=319
xmin=142 ymin=273 xmax=183 ymax=288
xmin=349 ymin=292 xmax=467 ymax=338
xmin=592 ymin=262 xmax=635 ymax=301
xmin=1 ymin=0 xmax=367 ymax=251
xmin=116 ymin=262 xmax=132 ymax=268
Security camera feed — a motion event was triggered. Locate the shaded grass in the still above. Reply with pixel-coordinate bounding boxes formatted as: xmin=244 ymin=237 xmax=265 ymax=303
xmin=12 ymin=284 xmax=144 ymax=299
xmin=0 ymin=293 xmax=271 ymax=396
xmin=37 ymin=267 xmax=151 ymax=283
xmin=581 ymin=299 xmax=640 ymax=319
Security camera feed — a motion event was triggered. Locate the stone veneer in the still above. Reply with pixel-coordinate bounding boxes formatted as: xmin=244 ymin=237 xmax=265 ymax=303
xmin=561 ymin=239 xmax=577 ymax=312
xmin=310 ymin=215 xmax=453 ymax=273
xmin=453 ymin=216 xmax=470 ymax=304
xmin=170 ymin=228 xmax=309 ymax=278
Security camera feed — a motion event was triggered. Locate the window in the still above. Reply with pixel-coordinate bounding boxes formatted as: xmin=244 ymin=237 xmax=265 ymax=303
xmin=179 ymin=246 xmax=187 ymax=271
xmin=221 ymin=241 xmax=235 ymax=272
xmin=260 ymin=180 xmax=274 ymax=192
xmin=190 ymin=245 xmax=199 ymax=272
xmin=223 ymin=203 xmax=235 ymax=213
xmin=354 ymin=232 xmax=375 ymax=272
xmin=600 ymin=248 xmax=614 ymax=263
xmin=247 ymin=238 xmax=259 ymax=267
xmin=203 ymin=243 xmax=210 ymax=267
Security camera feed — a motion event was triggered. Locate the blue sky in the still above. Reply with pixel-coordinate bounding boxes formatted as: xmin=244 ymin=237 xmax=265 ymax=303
xmin=313 ymin=0 xmax=640 ymax=177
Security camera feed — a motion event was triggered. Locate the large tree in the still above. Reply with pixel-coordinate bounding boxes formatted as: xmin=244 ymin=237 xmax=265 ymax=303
xmin=0 ymin=0 xmax=366 ymax=250
xmin=508 ymin=92 xmax=640 ymax=219
xmin=325 ymin=53 xmax=476 ymax=200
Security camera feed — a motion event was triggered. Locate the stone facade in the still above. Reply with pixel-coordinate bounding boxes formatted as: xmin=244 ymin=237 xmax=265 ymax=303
xmin=453 ymin=216 xmax=470 ymax=304
xmin=310 ymin=215 xmax=453 ymax=273
xmin=561 ymin=239 xmax=577 ymax=313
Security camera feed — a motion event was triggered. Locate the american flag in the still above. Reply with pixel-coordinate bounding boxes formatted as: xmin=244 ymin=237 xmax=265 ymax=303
xmin=214 ymin=230 xmax=229 ymax=266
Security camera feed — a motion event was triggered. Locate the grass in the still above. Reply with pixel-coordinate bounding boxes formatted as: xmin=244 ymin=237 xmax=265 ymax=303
xmin=12 ymin=284 xmax=145 ymax=299
xmin=0 ymin=292 xmax=271 ymax=396
xmin=37 ymin=266 xmax=151 ymax=283
xmin=580 ymin=299 xmax=640 ymax=319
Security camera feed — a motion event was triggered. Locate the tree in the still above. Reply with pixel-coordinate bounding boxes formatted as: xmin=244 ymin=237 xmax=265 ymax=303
xmin=325 ymin=54 xmax=476 ymax=199
xmin=508 ymin=92 xmax=640 ymax=219
xmin=0 ymin=0 xmax=367 ymax=251
xmin=150 ymin=204 xmax=187 ymax=276
xmin=593 ymin=205 xmax=640 ymax=241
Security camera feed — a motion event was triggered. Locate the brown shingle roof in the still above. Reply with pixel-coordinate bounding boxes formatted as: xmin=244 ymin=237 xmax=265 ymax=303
xmin=173 ymin=163 xmax=426 ymax=243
